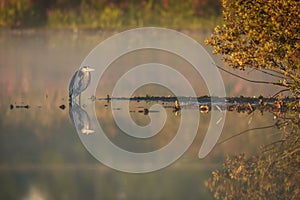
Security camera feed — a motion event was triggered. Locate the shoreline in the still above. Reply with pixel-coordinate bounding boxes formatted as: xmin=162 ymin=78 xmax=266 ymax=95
xmin=0 ymin=27 xmax=216 ymax=35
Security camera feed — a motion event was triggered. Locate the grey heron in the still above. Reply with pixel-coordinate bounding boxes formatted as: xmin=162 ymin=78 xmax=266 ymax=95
xmin=69 ymin=66 xmax=94 ymax=105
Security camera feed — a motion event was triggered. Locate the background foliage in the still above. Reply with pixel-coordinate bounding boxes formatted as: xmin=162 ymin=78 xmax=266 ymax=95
xmin=0 ymin=0 xmax=222 ymax=29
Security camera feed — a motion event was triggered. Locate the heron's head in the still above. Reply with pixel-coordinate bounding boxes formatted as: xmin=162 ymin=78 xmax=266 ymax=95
xmin=81 ymin=66 xmax=95 ymax=72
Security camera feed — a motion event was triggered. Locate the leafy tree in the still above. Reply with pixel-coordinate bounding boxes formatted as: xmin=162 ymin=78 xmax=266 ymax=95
xmin=205 ymin=0 xmax=300 ymax=199
xmin=205 ymin=0 xmax=300 ymax=95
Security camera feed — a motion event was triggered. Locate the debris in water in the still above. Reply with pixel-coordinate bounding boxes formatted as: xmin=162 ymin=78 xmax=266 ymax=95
xmin=144 ymin=108 xmax=149 ymax=115
xmin=16 ymin=105 xmax=30 ymax=109
xmin=200 ymin=105 xmax=210 ymax=113
xmin=174 ymin=100 xmax=180 ymax=111
xmin=107 ymin=94 xmax=110 ymax=104
xmin=59 ymin=104 xmax=66 ymax=110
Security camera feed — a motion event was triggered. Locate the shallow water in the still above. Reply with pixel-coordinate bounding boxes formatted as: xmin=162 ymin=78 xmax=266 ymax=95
xmin=0 ymin=30 xmax=283 ymax=199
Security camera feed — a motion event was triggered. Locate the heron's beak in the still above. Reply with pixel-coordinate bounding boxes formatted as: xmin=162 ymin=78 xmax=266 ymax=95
xmin=86 ymin=67 xmax=95 ymax=72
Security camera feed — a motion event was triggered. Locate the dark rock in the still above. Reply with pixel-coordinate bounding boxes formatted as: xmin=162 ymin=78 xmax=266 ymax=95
xmin=59 ymin=104 xmax=66 ymax=110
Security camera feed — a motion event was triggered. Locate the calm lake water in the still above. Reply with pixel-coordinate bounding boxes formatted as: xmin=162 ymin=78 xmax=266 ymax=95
xmin=0 ymin=30 xmax=283 ymax=199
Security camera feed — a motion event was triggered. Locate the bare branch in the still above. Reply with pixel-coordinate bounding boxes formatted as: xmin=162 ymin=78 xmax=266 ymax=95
xmin=214 ymin=64 xmax=289 ymax=87
xmin=271 ymin=89 xmax=290 ymax=98
xmin=254 ymin=68 xmax=287 ymax=80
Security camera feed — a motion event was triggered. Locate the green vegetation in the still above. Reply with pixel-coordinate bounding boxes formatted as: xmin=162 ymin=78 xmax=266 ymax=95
xmin=0 ymin=0 xmax=222 ymax=29
xmin=205 ymin=0 xmax=300 ymax=199
xmin=0 ymin=0 xmax=34 ymax=27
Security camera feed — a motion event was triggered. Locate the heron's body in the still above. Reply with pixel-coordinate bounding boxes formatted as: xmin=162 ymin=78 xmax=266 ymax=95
xmin=69 ymin=66 xmax=94 ymax=104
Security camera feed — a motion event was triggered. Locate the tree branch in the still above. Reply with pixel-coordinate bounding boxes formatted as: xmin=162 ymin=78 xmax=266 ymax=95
xmin=254 ymin=68 xmax=287 ymax=80
xmin=271 ymin=89 xmax=290 ymax=98
xmin=214 ymin=64 xmax=288 ymax=87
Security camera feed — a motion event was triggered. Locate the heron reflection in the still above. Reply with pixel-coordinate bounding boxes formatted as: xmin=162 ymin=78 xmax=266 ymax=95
xmin=69 ymin=66 xmax=94 ymax=105
xmin=69 ymin=102 xmax=94 ymax=135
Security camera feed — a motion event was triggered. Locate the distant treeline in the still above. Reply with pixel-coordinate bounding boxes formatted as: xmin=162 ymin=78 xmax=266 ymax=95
xmin=0 ymin=0 xmax=222 ymax=29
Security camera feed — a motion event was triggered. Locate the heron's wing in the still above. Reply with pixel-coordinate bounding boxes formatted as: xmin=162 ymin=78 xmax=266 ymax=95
xmin=69 ymin=70 xmax=86 ymax=97
xmin=69 ymin=71 xmax=79 ymax=96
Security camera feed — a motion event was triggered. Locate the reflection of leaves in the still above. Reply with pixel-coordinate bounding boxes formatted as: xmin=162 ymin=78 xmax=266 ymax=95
xmin=206 ymin=115 xmax=300 ymax=199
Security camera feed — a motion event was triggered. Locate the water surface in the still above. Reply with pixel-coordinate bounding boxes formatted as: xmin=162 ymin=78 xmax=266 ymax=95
xmin=0 ymin=30 xmax=282 ymax=199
